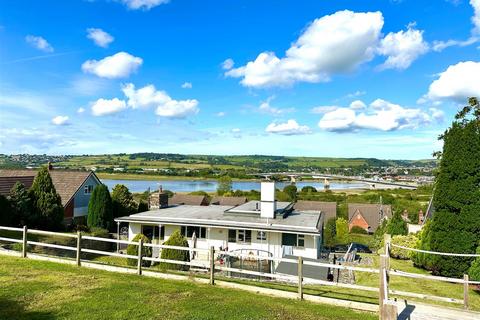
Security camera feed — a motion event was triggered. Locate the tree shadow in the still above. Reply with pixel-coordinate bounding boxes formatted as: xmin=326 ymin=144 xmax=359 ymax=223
xmin=0 ymin=297 xmax=56 ymax=320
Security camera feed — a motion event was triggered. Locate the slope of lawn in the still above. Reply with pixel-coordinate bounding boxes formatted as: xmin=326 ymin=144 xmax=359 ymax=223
xmin=0 ymin=255 xmax=375 ymax=320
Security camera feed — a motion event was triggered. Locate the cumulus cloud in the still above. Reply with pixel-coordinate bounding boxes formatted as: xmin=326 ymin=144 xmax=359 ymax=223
xmin=51 ymin=115 xmax=70 ymax=126
xmin=82 ymin=52 xmax=143 ymax=79
xmin=349 ymin=100 xmax=367 ymax=110
xmin=120 ymin=0 xmax=169 ymax=10
xmin=258 ymin=96 xmax=295 ymax=115
xmin=25 ymin=35 xmax=54 ymax=52
xmin=226 ymin=10 xmax=384 ymax=87
xmin=265 ymin=119 xmax=311 ymax=135
xmin=87 ymin=28 xmax=114 ymax=48
xmin=77 ymin=107 xmax=85 ymax=114
xmin=91 ymin=98 xmax=127 ymax=116
xmin=222 ymin=58 xmax=234 ymax=70
xmin=216 ymin=111 xmax=226 ymax=117
xmin=318 ymin=99 xmax=437 ymax=132
xmin=122 ymin=83 xmax=199 ymax=118
xmin=181 ymin=82 xmax=192 ymax=89
xmin=426 ymin=61 xmax=480 ymax=102
xmin=433 ymin=1 xmax=480 ymax=51
xmin=377 ymin=24 xmax=429 ymax=70
xmin=311 ymin=106 xmax=339 ymax=114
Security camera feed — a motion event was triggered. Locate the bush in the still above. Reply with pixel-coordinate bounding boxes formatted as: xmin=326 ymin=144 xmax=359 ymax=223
xmin=126 ymin=234 xmax=152 ymax=267
xmin=9 ymin=182 xmax=32 ymax=226
xmin=324 ymin=218 xmax=336 ymax=247
xmin=301 ymin=186 xmax=317 ymax=193
xmin=390 ymin=234 xmax=418 ymax=260
xmin=137 ymin=201 xmax=148 ymax=213
xmin=468 ymin=245 xmax=480 ymax=281
xmin=372 ymin=219 xmax=388 ymax=251
xmin=350 ymin=226 xmax=368 ymax=234
xmin=386 ymin=211 xmax=408 ymax=236
xmin=160 ymin=230 xmax=190 ymax=271
xmin=335 ymin=218 xmax=349 ymax=245
xmin=0 ymin=194 xmax=13 ymax=226
xmin=283 ymin=185 xmax=297 ymax=201
xmin=87 ymin=184 xmax=114 ymax=231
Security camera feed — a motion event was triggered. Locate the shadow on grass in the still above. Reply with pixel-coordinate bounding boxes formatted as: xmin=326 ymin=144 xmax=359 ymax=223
xmin=0 ymin=297 xmax=56 ymax=320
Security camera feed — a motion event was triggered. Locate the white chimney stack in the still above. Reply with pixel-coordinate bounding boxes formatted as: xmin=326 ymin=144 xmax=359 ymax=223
xmin=260 ymin=181 xmax=276 ymax=218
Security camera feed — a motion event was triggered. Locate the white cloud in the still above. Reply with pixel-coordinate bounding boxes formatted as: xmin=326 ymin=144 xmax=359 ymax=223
xmin=318 ymin=99 xmax=435 ymax=132
xmin=77 ymin=107 xmax=85 ymax=114
xmin=25 ymin=35 xmax=54 ymax=52
xmin=82 ymin=52 xmax=143 ymax=79
xmin=120 ymin=0 xmax=169 ymax=10
xmin=349 ymin=100 xmax=367 ymax=110
xmin=258 ymin=96 xmax=295 ymax=115
xmin=226 ymin=10 xmax=384 ymax=87
xmin=122 ymin=83 xmax=199 ymax=118
xmin=216 ymin=111 xmax=226 ymax=117
xmin=265 ymin=119 xmax=311 ymax=135
xmin=87 ymin=28 xmax=114 ymax=48
xmin=426 ymin=61 xmax=480 ymax=102
xmin=181 ymin=82 xmax=192 ymax=89
xmin=471 ymin=0 xmax=480 ymax=34
xmin=311 ymin=106 xmax=339 ymax=114
xmin=222 ymin=58 xmax=234 ymax=70
xmin=231 ymin=128 xmax=241 ymax=133
xmin=429 ymin=108 xmax=445 ymax=122
xmin=91 ymin=98 xmax=127 ymax=116
xmin=51 ymin=115 xmax=70 ymax=126
xmin=377 ymin=24 xmax=429 ymax=70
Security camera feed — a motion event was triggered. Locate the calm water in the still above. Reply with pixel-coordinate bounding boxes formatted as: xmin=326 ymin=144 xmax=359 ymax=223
xmin=101 ymin=179 xmax=368 ymax=193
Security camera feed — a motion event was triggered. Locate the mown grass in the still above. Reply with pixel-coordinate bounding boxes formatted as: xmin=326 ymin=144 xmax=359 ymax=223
xmin=0 ymin=255 xmax=376 ymax=320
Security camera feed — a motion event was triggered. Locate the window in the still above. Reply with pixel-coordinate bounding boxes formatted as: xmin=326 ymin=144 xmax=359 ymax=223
xmin=256 ymin=231 xmax=267 ymax=241
xmin=228 ymin=229 xmax=252 ymax=243
xmin=84 ymin=185 xmax=93 ymax=194
xmin=228 ymin=229 xmax=236 ymax=242
xmin=141 ymin=225 xmax=164 ymax=240
xmin=180 ymin=226 xmax=206 ymax=239
xmin=282 ymin=233 xmax=305 ymax=248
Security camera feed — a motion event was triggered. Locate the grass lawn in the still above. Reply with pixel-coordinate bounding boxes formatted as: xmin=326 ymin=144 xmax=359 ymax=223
xmin=0 ymin=255 xmax=376 ymax=320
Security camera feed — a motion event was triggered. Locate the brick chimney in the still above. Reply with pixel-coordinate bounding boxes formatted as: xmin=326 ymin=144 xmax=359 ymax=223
xmin=159 ymin=185 xmax=169 ymax=208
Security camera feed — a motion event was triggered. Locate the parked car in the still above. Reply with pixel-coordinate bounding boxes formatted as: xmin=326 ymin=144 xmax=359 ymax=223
xmin=333 ymin=242 xmax=372 ymax=254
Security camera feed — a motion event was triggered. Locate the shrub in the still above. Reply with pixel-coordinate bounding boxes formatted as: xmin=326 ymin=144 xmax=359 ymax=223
xmin=29 ymin=167 xmax=64 ymax=230
xmin=350 ymin=226 xmax=368 ymax=234
xmin=335 ymin=218 xmax=349 ymax=245
xmin=468 ymin=245 xmax=480 ymax=281
xmin=112 ymin=184 xmax=137 ymax=218
xmin=160 ymin=230 xmax=190 ymax=271
xmin=301 ymin=186 xmax=317 ymax=193
xmin=0 ymin=194 xmax=13 ymax=226
xmin=137 ymin=201 xmax=148 ymax=213
xmin=372 ymin=219 xmax=388 ymax=251
xmin=386 ymin=211 xmax=408 ymax=236
xmin=126 ymin=234 xmax=152 ymax=267
xmin=9 ymin=182 xmax=32 ymax=226
xmin=283 ymin=185 xmax=297 ymax=201
xmin=324 ymin=218 xmax=336 ymax=247
xmin=87 ymin=184 xmax=114 ymax=231
xmin=390 ymin=234 xmax=418 ymax=260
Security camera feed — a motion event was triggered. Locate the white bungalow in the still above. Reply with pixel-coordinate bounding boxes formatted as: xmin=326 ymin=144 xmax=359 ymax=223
xmin=115 ymin=182 xmax=324 ymax=261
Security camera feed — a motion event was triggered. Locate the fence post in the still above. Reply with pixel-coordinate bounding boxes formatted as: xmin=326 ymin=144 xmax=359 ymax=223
xmin=379 ymin=255 xmax=386 ymax=318
xmin=137 ymin=238 xmax=143 ymax=275
xmin=209 ymin=246 xmax=215 ymax=285
xmin=76 ymin=231 xmax=82 ymax=267
xmin=298 ymin=256 xmax=303 ymax=300
xmin=463 ymin=274 xmax=469 ymax=310
xmin=22 ymin=225 xmax=27 ymax=258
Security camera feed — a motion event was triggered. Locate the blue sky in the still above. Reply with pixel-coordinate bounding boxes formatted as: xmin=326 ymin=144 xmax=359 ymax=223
xmin=0 ymin=0 xmax=479 ymax=159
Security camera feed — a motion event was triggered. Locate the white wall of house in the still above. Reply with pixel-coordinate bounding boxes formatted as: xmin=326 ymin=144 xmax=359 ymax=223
xmin=127 ymin=222 xmax=320 ymax=260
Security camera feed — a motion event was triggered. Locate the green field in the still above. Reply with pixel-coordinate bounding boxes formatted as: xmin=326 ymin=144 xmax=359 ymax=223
xmin=0 ymin=255 xmax=375 ymax=320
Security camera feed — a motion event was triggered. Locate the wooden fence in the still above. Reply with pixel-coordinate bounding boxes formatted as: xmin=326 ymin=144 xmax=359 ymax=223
xmin=1 ymin=226 xmax=479 ymax=320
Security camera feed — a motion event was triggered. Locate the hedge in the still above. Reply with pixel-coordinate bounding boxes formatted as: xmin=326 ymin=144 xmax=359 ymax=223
xmin=126 ymin=234 xmax=152 ymax=267
xmin=160 ymin=230 xmax=190 ymax=271
xmin=390 ymin=234 xmax=418 ymax=260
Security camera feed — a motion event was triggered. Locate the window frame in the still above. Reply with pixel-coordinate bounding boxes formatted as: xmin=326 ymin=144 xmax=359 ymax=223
xmin=180 ymin=226 xmax=206 ymax=239
xmin=256 ymin=231 xmax=267 ymax=241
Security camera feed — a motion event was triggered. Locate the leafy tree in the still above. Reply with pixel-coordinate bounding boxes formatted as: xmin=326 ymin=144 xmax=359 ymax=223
xmin=283 ymin=185 xmax=297 ymax=201
xmin=386 ymin=211 xmax=408 ymax=236
xmin=8 ymin=182 xmax=32 ymax=226
xmin=335 ymin=218 xmax=349 ymax=245
xmin=137 ymin=201 xmax=148 ymax=213
xmin=126 ymin=233 xmax=152 ymax=267
xmin=87 ymin=184 xmax=114 ymax=230
xmin=417 ymin=97 xmax=480 ymax=277
xmin=324 ymin=218 xmax=336 ymax=247
xmin=112 ymin=184 xmax=136 ymax=218
xmin=0 ymin=194 xmax=13 ymax=226
xmin=217 ymin=176 xmax=232 ymax=196
xmin=29 ymin=167 xmax=64 ymax=230
xmin=301 ymin=186 xmax=317 ymax=193
xmin=160 ymin=230 xmax=190 ymax=270
xmin=468 ymin=245 xmax=480 ymax=281
xmin=372 ymin=219 xmax=388 ymax=251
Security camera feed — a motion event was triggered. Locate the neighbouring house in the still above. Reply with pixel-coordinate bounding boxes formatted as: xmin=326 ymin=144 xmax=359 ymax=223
xmin=348 ymin=203 xmax=392 ymax=233
xmin=293 ymin=200 xmax=337 ymax=223
xmin=170 ymin=194 xmax=210 ymax=206
xmin=0 ymin=169 xmax=101 ymax=224
xmin=210 ymin=196 xmax=248 ymax=206
xmin=0 ymin=176 xmax=35 ymax=195
xmin=116 ymin=182 xmax=325 ymax=263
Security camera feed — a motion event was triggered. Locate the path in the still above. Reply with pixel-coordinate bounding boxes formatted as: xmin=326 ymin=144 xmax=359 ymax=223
xmin=396 ymin=299 xmax=480 ymax=320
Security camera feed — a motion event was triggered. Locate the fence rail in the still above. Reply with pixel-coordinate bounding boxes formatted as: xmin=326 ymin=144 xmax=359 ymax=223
xmin=0 ymin=226 xmax=477 ymax=319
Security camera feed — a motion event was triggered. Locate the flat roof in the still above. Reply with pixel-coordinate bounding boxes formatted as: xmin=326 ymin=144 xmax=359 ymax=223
xmin=115 ymin=203 xmax=323 ymax=235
